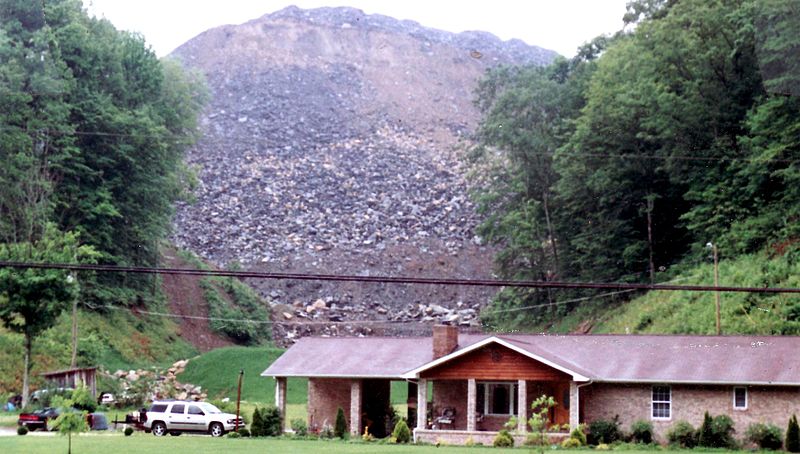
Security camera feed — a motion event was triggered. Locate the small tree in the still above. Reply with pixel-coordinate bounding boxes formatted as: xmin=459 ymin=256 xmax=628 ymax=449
xmin=51 ymin=395 xmax=88 ymax=454
xmin=698 ymin=411 xmax=714 ymax=447
xmin=260 ymin=406 xmax=282 ymax=436
xmin=392 ymin=419 xmax=411 ymax=443
xmin=787 ymin=414 xmax=800 ymax=453
xmin=527 ymin=394 xmax=557 ymax=452
xmin=250 ymin=407 xmax=263 ymax=436
xmin=334 ymin=407 xmax=348 ymax=439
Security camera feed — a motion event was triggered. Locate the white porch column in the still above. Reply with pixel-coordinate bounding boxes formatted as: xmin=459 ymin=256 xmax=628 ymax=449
xmin=416 ymin=379 xmax=428 ymax=431
xmin=275 ymin=377 xmax=287 ymax=432
xmin=350 ymin=380 xmax=362 ymax=436
xmin=467 ymin=378 xmax=477 ymax=431
xmin=569 ymin=381 xmax=579 ymax=430
xmin=517 ymin=379 xmax=527 ymax=433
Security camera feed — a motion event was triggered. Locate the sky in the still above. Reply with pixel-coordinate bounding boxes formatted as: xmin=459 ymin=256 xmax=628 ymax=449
xmin=83 ymin=0 xmax=630 ymax=58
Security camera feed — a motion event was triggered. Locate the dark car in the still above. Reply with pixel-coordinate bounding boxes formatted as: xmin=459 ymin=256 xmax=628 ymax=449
xmin=18 ymin=407 xmax=60 ymax=431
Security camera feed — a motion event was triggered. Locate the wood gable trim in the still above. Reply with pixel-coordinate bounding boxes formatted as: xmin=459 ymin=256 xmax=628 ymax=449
xmin=419 ymin=343 xmax=571 ymax=380
xmin=402 ymin=337 xmax=590 ymax=381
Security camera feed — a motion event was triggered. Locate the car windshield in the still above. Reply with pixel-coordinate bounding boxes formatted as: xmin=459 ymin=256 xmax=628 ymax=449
xmin=199 ymin=403 xmax=222 ymax=414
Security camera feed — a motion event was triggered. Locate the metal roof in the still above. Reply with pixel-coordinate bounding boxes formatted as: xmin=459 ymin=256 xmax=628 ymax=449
xmin=263 ymin=333 xmax=800 ymax=385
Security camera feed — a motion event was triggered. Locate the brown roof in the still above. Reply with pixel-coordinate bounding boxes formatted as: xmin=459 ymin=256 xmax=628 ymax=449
xmin=263 ymin=333 xmax=800 ymax=385
xmin=41 ymin=367 xmax=97 ymax=378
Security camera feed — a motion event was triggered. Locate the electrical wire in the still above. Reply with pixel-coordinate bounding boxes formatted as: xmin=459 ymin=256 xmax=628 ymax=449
xmin=2 ymin=260 xmax=799 ymax=294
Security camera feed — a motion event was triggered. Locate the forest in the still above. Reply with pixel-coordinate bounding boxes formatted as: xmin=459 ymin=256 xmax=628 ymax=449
xmin=470 ymin=0 xmax=800 ymax=329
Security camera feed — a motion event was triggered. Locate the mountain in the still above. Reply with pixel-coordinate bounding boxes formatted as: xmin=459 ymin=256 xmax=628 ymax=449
xmin=169 ymin=6 xmax=558 ymax=342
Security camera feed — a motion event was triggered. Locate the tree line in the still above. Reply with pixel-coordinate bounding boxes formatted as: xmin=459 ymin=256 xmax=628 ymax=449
xmin=471 ymin=0 xmax=799 ymax=328
xmin=0 ymin=0 xmax=205 ymax=404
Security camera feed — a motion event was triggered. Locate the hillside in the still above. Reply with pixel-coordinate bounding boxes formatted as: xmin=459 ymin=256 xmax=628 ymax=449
xmin=540 ymin=250 xmax=800 ymax=336
xmin=168 ymin=6 xmax=558 ymax=340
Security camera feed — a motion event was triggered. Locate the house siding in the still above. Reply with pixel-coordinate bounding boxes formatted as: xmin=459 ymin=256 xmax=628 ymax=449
xmin=307 ymin=378 xmax=355 ymax=432
xmin=582 ymin=383 xmax=800 ymax=442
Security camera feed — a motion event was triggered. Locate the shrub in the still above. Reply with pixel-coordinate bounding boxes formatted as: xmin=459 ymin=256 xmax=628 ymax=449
xmin=667 ymin=420 xmax=697 ymax=448
xmin=561 ymin=437 xmax=581 ymax=448
xmin=237 ymin=428 xmax=251 ymax=437
xmin=465 ymin=436 xmax=475 ymax=447
xmin=334 ymin=407 xmax=348 ymax=439
xmin=787 ymin=414 xmax=800 ymax=453
xmin=227 ymin=431 xmax=241 ymax=438
xmin=291 ymin=418 xmax=307 ymax=436
xmin=708 ymin=414 xmax=736 ymax=448
xmin=570 ymin=425 xmax=587 ymax=446
xmin=697 ymin=411 xmax=714 ymax=447
xmin=630 ymin=420 xmax=653 ymax=444
xmin=70 ymin=386 xmax=97 ymax=413
xmin=493 ymin=429 xmax=514 ymax=447
xmin=17 ymin=426 xmax=28 ymax=436
xmin=596 ymin=443 xmax=611 ymax=450
xmin=260 ymin=406 xmax=282 ymax=436
xmin=124 ymin=427 xmax=134 ymax=436
xmin=250 ymin=407 xmax=263 ymax=436
xmin=392 ymin=419 xmax=411 ymax=444
xmin=746 ymin=422 xmax=783 ymax=450
xmin=320 ymin=423 xmax=334 ymax=439
xmin=588 ymin=418 xmax=622 ymax=445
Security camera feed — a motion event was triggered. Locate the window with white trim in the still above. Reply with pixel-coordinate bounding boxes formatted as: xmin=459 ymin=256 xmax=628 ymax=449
xmin=733 ymin=387 xmax=747 ymax=409
xmin=476 ymin=382 xmax=518 ymax=415
xmin=651 ymin=385 xmax=671 ymax=419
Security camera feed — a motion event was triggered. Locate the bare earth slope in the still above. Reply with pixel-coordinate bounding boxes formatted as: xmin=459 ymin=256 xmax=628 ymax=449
xmin=169 ymin=6 xmax=557 ymax=341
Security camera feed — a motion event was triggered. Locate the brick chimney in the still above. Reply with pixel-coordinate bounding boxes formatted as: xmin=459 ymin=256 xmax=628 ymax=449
xmin=432 ymin=324 xmax=459 ymax=359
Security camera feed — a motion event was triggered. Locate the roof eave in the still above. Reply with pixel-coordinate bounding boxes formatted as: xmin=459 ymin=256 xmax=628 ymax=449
xmin=593 ymin=378 xmax=800 ymax=386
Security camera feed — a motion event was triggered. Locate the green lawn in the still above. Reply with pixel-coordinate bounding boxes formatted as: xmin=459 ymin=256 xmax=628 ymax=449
xmin=0 ymin=433 xmax=673 ymax=454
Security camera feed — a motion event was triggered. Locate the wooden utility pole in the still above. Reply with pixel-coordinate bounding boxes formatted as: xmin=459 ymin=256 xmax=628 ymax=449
xmin=712 ymin=244 xmax=721 ymax=335
xmin=69 ymin=273 xmax=77 ymax=368
xmin=235 ymin=369 xmax=244 ymax=431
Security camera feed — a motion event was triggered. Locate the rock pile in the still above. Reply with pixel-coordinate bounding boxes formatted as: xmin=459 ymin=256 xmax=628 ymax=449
xmin=169 ymin=6 xmax=556 ymax=343
xmin=109 ymin=359 xmax=206 ymax=402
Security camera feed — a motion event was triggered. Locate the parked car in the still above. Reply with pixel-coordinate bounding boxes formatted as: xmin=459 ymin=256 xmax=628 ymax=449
xmin=98 ymin=392 xmax=115 ymax=405
xmin=142 ymin=400 xmax=243 ymax=437
xmin=18 ymin=407 xmax=60 ymax=430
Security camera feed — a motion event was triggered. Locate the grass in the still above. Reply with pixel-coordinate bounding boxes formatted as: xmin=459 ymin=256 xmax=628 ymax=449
xmin=0 ymin=433 xmax=674 ymax=454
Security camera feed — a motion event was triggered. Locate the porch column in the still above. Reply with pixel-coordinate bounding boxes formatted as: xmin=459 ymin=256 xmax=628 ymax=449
xmin=275 ymin=377 xmax=287 ymax=432
xmin=569 ymin=381 xmax=579 ymax=430
xmin=350 ymin=380 xmax=362 ymax=436
xmin=517 ymin=379 xmax=527 ymax=433
xmin=467 ymin=378 xmax=477 ymax=431
xmin=416 ymin=379 xmax=427 ymax=431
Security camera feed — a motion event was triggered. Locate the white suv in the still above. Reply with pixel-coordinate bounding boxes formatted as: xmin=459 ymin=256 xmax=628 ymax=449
xmin=143 ymin=401 xmax=244 ymax=437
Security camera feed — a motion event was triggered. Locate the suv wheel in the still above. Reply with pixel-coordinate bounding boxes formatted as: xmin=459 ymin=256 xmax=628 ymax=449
xmin=209 ymin=422 xmax=224 ymax=437
xmin=152 ymin=421 xmax=167 ymax=437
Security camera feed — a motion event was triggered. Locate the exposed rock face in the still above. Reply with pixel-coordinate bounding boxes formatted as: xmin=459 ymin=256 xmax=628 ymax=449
xmin=169 ymin=6 xmax=557 ymax=343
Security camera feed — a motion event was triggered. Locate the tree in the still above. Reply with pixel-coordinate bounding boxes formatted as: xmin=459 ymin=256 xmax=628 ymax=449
xmin=51 ymin=392 xmax=88 ymax=454
xmin=787 ymin=414 xmax=800 ymax=453
xmin=334 ymin=406 xmax=348 ymax=438
xmin=527 ymin=394 xmax=557 ymax=452
xmin=0 ymin=225 xmax=94 ymax=407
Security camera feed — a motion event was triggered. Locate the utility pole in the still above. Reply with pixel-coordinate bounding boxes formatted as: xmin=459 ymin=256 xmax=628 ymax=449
xmin=235 ymin=369 xmax=244 ymax=431
xmin=707 ymin=243 xmax=721 ymax=335
xmin=68 ymin=273 xmax=77 ymax=368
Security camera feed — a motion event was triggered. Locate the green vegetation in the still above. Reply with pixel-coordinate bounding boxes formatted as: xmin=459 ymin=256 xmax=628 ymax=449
xmin=200 ymin=277 xmax=270 ymax=344
xmin=471 ymin=0 xmax=800 ymax=331
xmin=178 ymin=346 xmax=306 ymax=403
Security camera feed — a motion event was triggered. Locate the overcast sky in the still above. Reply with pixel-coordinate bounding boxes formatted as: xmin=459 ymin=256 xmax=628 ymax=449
xmin=83 ymin=0 xmax=630 ymax=57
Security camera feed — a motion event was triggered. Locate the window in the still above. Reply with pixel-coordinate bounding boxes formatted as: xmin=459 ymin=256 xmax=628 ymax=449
xmin=733 ymin=387 xmax=747 ymax=409
xmin=149 ymin=404 xmax=167 ymax=413
xmin=652 ymin=385 xmax=671 ymax=420
xmin=477 ymin=382 xmax=518 ymax=415
xmin=170 ymin=404 xmax=185 ymax=414
xmin=188 ymin=405 xmax=204 ymax=415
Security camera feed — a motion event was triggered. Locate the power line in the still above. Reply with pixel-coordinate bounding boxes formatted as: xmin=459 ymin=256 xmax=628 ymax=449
xmin=2 ymin=261 xmax=800 ymax=294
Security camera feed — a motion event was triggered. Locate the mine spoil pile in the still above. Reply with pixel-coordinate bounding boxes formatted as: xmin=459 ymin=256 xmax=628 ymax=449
xmin=170 ymin=6 xmax=556 ymax=342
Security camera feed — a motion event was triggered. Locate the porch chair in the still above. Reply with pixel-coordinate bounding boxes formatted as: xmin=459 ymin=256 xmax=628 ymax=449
xmin=435 ymin=407 xmax=456 ymax=427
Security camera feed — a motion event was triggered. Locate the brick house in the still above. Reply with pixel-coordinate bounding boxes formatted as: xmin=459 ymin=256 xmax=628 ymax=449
xmin=262 ymin=326 xmax=800 ymax=444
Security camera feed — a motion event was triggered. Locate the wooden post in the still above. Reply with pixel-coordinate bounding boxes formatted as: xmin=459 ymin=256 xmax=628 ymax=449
xmin=275 ymin=377 xmax=287 ymax=432
xmin=713 ymin=244 xmax=721 ymax=335
xmin=235 ymin=369 xmax=243 ymax=431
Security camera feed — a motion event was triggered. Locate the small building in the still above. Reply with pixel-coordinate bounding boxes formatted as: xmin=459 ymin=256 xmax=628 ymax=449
xmin=42 ymin=367 xmax=97 ymax=397
xmin=262 ymin=326 xmax=800 ymax=444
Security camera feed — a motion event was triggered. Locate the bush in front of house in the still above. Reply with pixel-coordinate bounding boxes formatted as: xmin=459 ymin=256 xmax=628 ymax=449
xmin=251 ymin=407 xmax=263 ymax=436
xmin=237 ymin=428 xmax=250 ymax=437
xmin=561 ymin=437 xmax=581 ymax=448
xmin=667 ymin=420 xmax=697 ymax=448
xmin=291 ymin=418 xmax=307 ymax=436
xmin=17 ymin=425 xmax=28 ymax=436
xmin=630 ymin=419 xmax=653 ymax=444
xmin=493 ymin=429 xmax=515 ymax=447
xmin=698 ymin=412 xmax=736 ymax=449
xmin=786 ymin=415 xmax=800 ymax=453
xmin=588 ymin=417 xmax=622 ymax=445
xmin=334 ymin=407 xmax=348 ymax=439
xmin=746 ymin=422 xmax=783 ymax=450
xmin=392 ymin=419 xmax=411 ymax=444
xmin=251 ymin=406 xmax=281 ymax=436
xmin=570 ymin=425 xmax=587 ymax=446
